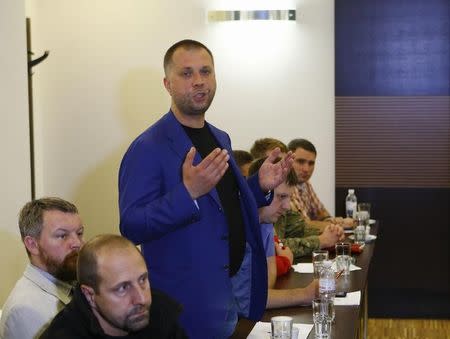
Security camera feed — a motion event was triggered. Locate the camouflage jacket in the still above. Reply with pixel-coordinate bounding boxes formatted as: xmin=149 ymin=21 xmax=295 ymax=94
xmin=274 ymin=210 xmax=321 ymax=260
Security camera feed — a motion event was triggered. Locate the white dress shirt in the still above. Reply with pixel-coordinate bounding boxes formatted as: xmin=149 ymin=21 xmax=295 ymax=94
xmin=0 ymin=264 xmax=73 ymax=339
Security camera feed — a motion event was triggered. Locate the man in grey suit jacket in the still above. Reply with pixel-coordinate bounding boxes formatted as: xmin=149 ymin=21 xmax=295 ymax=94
xmin=0 ymin=197 xmax=85 ymax=339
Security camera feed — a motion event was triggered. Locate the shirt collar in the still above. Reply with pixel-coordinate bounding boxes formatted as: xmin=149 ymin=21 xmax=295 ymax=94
xmin=25 ymin=263 xmax=74 ymax=305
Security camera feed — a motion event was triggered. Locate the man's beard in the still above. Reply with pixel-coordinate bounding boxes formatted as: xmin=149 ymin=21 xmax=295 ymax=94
xmin=123 ymin=305 xmax=150 ymax=332
xmin=173 ymin=89 xmax=215 ymax=117
xmin=97 ymin=303 xmax=151 ymax=333
xmin=42 ymin=250 xmax=79 ymax=282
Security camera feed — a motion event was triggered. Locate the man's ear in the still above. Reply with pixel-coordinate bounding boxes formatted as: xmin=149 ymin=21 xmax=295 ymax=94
xmin=81 ymin=285 xmax=96 ymax=308
xmin=23 ymin=236 xmax=39 ymax=256
xmin=163 ymin=77 xmax=172 ymax=95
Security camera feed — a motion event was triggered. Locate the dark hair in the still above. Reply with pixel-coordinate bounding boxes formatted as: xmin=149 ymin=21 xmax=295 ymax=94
xmin=287 ymin=138 xmax=317 ymax=155
xmin=250 ymin=138 xmax=288 ymax=159
xmin=164 ymin=39 xmax=214 ymax=75
xmin=77 ymin=234 xmax=141 ymax=293
xmin=19 ymin=197 xmax=78 ymax=241
xmin=248 ymin=157 xmax=298 ymax=187
xmin=232 ymin=150 xmax=254 ymax=168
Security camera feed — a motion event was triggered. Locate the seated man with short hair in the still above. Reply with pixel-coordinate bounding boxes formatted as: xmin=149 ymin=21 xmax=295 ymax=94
xmin=288 ymin=138 xmax=353 ymax=229
xmin=247 ymin=158 xmax=318 ymax=308
xmin=40 ymin=234 xmax=186 ymax=338
xmin=248 ymin=139 xmax=345 ymax=259
xmin=0 ymin=197 xmax=84 ymax=339
xmin=248 ymin=157 xmax=295 ymax=277
xmin=250 ymin=137 xmax=342 ymax=233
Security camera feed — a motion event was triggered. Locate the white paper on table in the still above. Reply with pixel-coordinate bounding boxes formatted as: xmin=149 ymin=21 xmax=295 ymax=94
xmin=292 ymin=263 xmax=314 ymax=273
xmin=334 ymin=290 xmax=361 ymax=305
xmin=292 ymin=262 xmax=361 ymax=274
xmin=247 ymin=322 xmax=313 ymax=339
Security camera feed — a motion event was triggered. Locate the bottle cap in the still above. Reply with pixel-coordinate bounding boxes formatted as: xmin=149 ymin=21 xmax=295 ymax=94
xmin=348 ymin=189 xmax=355 ymax=194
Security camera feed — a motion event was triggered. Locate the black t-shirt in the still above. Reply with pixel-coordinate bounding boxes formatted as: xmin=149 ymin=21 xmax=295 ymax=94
xmin=183 ymin=124 xmax=246 ymax=277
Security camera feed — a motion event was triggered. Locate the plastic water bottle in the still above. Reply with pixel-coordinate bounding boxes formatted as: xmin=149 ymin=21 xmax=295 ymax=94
xmin=345 ymin=189 xmax=357 ymax=218
xmin=319 ymin=260 xmax=336 ymax=321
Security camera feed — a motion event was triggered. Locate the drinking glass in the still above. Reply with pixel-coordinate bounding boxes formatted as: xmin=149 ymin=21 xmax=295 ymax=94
xmin=312 ymin=250 xmax=329 ymax=279
xmin=271 ymin=316 xmax=293 ymax=339
xmin=356 ymin=210 xmax=369 ymax=226
xmin=354 ymin=225 xmax=366 ymax=245
xmin=357 ymin=203 xmax=371 ymax=219
xmin=356 ymin=205 xmax=370 ymax=226
xmin=335 ymin=242 xmax=351 ymax=276
xmin=312 ymin=298 xmax=333 ymax=338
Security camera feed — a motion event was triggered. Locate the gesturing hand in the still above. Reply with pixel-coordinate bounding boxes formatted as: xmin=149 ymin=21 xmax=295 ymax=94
xmin=182 ymin=147 xmax=229 ymax=199
xmin=258 ymin=148 xmax=295 ymax=192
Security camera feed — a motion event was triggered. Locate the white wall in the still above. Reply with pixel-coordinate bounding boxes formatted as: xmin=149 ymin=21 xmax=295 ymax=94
xmin=27 ymin=0 xmax=335 ymax=241
xmin=0 ymin=0 xmax=31 ymax=305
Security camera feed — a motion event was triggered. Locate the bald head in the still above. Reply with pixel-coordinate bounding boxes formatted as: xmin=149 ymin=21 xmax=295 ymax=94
xmin=78 ymin=235 xmax=151 ymax=336
xmin=77 ymin=234 xmax=142 ymax=292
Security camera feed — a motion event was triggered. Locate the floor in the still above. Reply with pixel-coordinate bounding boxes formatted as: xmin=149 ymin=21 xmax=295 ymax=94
xmin=368 ymin=318 xmax=450 ymax=339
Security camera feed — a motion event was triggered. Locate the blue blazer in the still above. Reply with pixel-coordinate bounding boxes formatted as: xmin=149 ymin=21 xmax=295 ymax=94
xmin=119 ymin=111 xmax=268 ymax=338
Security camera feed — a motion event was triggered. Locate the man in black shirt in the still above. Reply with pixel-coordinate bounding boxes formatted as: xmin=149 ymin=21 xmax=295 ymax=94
xmin=118 ymin=39 xmax=294 ymax=338
xmin=40 ymin=235 xmax=186 ymax=339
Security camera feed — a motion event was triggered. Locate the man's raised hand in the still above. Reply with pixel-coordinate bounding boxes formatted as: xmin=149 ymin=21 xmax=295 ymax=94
xmin=258 ymin=148 xmax=295 ymax=192
xmin=183 ymin=147 xmax=229 ymax=199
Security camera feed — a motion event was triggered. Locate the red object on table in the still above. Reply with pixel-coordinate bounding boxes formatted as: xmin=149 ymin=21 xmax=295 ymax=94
xmin=273 ymin=235 xmax=292 ymax=276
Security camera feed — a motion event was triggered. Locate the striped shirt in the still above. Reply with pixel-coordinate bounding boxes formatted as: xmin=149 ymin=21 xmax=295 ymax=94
xmin=290 ymin=181 xmax=330 ymax=221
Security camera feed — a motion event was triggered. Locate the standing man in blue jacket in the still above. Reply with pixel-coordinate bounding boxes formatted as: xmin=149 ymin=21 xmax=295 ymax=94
xmin=118 ymin=39 xmax=293 ymax=338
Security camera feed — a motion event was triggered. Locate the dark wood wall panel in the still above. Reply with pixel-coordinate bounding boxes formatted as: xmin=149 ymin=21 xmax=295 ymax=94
xmin=336 ymin=96 xmax=450 ymax=188
xmin=336 ymin=187 xmax=450 ymax=318
xmin=335 ymin=0 xmax=450 ymax=319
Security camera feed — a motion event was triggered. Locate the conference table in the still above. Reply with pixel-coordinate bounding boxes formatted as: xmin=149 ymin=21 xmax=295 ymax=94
xmin=232 ymin=224 xmax=378 ymax=339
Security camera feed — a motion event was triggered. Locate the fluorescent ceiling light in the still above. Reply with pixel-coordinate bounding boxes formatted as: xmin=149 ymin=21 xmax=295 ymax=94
xmin=208 ymin=9 xmax=296 ymax=22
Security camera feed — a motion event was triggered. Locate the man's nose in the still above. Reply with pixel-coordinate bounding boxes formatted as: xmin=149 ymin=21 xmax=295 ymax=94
xmin=132 ymin=285 xmax=149 ymax=305
xmin=69 ymin=233 xmax=83 ymax=249
xmin=192 ymin=71 xmax=204 ymax=86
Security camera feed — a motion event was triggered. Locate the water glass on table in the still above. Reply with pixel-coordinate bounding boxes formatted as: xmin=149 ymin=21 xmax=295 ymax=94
xmin=271 ymin=316 xmax=293 ymax=339
xmin=355 ymin=210 xmax=369 ymax=227
xmin=335 ymin=242 xmax=351 ymax=276
xmin=354 ymin=225 xmax=366 ymax=245
xmin=358 ymin=202 xmax=372 ymax=235
xmin=357 ymin=203 xmax=371 ymax=219
xmin=312 ymin=298 xmax=333 ymax=338
xmin=312 ymin=250 xmax=329 ymax=279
